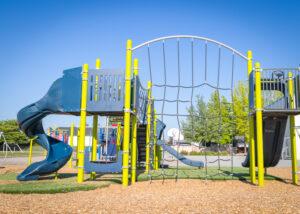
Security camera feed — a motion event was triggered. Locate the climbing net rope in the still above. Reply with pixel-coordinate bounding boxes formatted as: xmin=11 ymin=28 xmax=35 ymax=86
xmin=132 ymin=36 xmax=248 ymax=181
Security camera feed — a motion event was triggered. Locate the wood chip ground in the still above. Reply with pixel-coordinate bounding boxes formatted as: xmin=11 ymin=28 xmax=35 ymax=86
xmin=0 ymin=166 xmax=299 ymax=213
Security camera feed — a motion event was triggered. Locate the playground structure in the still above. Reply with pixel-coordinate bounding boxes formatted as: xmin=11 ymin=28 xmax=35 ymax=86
xmin=16 ymin=35 xmax=299 ymax=187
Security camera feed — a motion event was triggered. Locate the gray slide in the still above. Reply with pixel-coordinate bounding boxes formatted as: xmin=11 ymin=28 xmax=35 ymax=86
xmin=157 ymin=140 xmax=204 ymax=167
xmin=242 ymin=116 xmax=287 ymax=168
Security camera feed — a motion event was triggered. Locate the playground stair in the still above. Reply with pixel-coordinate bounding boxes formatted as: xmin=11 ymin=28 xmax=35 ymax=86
xmin=137 ymin=125 xmax=147 ymax=164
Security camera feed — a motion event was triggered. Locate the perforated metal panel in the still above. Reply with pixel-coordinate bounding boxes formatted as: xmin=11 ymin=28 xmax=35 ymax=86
xmin=87 ymin=69 xmax=125 ymax=114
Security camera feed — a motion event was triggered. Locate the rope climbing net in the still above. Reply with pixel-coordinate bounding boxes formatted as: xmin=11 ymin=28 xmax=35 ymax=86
xmin=132 ymin=35 xmax=248 ymax=181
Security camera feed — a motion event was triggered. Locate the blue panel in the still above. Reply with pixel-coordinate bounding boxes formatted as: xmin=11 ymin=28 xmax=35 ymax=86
xmin=249 ymin=71 xmax=254 ymax=109
xmin=84 ymin=148 xmax=122 ymax=173
xmin=134 ymin=77 xmax=148 ymax=123
xmin=156 ymin=119 xmax=166 ymax=139
xmin=61 ymin=67 xmax=82 ymax=112
xmin=87 ymin=69 xmax=124 ymax=113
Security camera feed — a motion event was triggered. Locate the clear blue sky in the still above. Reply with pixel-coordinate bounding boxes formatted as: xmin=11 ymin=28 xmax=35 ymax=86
xmin=0 ymin=0 xmax=299 ymax=129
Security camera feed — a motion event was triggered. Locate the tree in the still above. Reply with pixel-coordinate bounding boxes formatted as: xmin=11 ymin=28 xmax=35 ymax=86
xmin=182 ymin=96 xmax=207 ymax=142
xmin=206 ymin=91 xmax=233 ymax=144
xmin=0 ymin=120 xmax=28 ymax=144
xmin=182 ymin=92 xmax=233 ymax=144
xmin=233 ymin=81 xmax=249 ymax=142
xmin=182 ymin=82 xmax=250 ymax=145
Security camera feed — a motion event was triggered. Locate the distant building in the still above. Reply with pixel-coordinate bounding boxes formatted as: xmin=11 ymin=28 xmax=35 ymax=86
xmin=48 ymin=127 xmax=93 ymax=147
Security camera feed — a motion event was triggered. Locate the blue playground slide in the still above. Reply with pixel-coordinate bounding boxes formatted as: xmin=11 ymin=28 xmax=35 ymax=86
xmin=17 ymin=67 xmax=83 ymax=181
xmin=157 ymin=140 xmax=204 ymax=168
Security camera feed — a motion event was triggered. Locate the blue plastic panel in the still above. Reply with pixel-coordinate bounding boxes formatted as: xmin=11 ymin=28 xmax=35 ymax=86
xmin=133 ymin=76 xmax=148 ymax=123
xmin=249 ymin=71 xmax=254 ymax=109
xmin=84 ymin=148 xmax=122 ymax=173
xmin=61 ymin=67 xmax=82 ymax=112
xmin=87 ymin=69 xmax=124 ymax=113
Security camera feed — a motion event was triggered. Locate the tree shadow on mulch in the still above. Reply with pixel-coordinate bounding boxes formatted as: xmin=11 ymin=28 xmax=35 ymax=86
xmin=221 ymin=170 xmax=289 ymax=184
xmin=39 ymin=173 xmax=77 ymax=180
xmin=90 ymin=173 xmax=122 ymax=184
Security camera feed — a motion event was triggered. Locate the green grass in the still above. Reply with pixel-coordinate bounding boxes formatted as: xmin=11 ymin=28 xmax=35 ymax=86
xmin=137 ymin=167 xmax=282 ymax=181
xmin=0 ymin=172 xmax=18 ymax=181
xmin=0 ymin=167 xmax=285 ymax=194
xmin=0 ymin=172 xmax=113 ymax=194
xmin=0 ymin=181 xmax=103 ymax=194
xmin=0 ymin=145 xmax=45 ymax=158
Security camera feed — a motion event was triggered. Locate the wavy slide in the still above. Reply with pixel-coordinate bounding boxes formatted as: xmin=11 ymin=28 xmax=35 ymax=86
xmin=17 ymin=67 xmax=83 ymax=181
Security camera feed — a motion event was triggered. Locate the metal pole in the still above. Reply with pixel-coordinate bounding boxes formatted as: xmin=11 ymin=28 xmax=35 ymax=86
xmin=248 ymin=50 xmax=256 ymax=184
xmin=153 ymin=109 xmax=158 ymax=170
xmin=255 ymin=62 xmax=264 ymax=186
xmin=91 ymin=58 xmax=101 ymax=180
xmin=77 ymin=63 xmax=89 ymax=183
xmin=105 ymin=117 xmax=109 ymax=158
xmin=68 ymin=122 xmax=74 ymax=168
xmin=28 ymin=138 xmax=33 ymax=165
xmin=76 ymin=127 xmax=80 ymax=166
xmin=116 ymin=122 xmax=121 ymax=153
xmin=122 ymin=39 xmax=132 ymax=187
xmin=146 ymin=81 xmax=152 ymax=173
xmin=131 ymin=58 xmax=138 ymax=184
xmin=288 ymin=71 xmax=298 ymax=185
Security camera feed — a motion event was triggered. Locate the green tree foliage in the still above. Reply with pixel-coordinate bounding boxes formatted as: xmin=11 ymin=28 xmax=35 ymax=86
xmin=182 ymin=81 xmax=249 ymax=144
xmin=233 ymin=81 xmax=249 ymax=142
xmin=0 ymin=120 xmax=28 ymax=144
xmin=182 ymin=96 xmax=207 ymax=142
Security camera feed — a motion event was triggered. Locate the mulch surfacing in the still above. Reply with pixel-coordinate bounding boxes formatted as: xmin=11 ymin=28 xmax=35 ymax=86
xmin=0 ymin=166 xmax=299 ymax=214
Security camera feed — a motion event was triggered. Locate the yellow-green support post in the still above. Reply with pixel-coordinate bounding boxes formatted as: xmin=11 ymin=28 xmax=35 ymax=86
xmin=68 ymin=122 xmax=74 ymax=168
xmin=77 ymin=63 xmax=89 ymax=183
xmin=157 ymin=146 xmax=162 ymax=168
xmin=76 ymin=127 xmax=80 ymax=166
xmin=255 ymin=62 xmax=264 ymax=187
xmin=248 ymin=50 xmax=256 ymax=184
xmin=116 ymin=123 xmax=121 ymax=153
xmin=28 ymin=138 xmax=34 ymax=165
xmin=131 ymin=58 xmax=139 ymax=184
xmin=288 ymin=72 xmax=298 ymax=185
xmin=122 ymin=39 xmax=132 ymax=187
xmin=91 ymin=58 xmax=101 ymax=180
xmin=146 ymin=81 xmax=152 ymax=173
xmin=153 ymin=109 xmax=158 ymax=170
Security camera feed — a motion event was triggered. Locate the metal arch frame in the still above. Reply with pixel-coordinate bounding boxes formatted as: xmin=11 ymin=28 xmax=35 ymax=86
xmin=131 ymin=35 xmax=248 ymax=61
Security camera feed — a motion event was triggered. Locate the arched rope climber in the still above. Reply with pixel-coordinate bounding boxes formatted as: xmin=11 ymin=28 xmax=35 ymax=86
xmin=132 ymin=35 xmax=248 ymax=181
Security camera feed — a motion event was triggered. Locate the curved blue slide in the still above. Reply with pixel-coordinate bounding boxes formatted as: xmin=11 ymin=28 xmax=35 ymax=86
xmin=17 ymin=67 xmax=83 ymax=181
